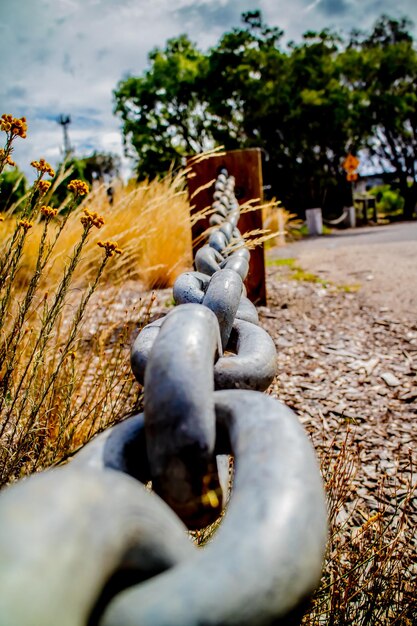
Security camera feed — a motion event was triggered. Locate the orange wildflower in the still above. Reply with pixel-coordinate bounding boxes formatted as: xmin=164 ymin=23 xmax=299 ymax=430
xmin=97 ymin=240 xmax=122 ymax=257
xmin=67 ymin=179 xmax=89 ymax=197
xmin=81 ymin=208 xmax=104 ymax=229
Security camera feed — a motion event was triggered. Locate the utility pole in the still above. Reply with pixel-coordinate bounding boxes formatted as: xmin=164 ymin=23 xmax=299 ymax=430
xmin=57 ymin=114 xmax=72 ymax=157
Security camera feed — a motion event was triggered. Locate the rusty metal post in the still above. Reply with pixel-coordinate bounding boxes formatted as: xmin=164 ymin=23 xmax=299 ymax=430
xmin=187 ymin=149 xmax=267 ymax=305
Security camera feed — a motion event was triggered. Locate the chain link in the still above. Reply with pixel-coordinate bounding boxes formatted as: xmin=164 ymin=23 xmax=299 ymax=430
xmin=0 ymin=167 xmax=327 ymax=626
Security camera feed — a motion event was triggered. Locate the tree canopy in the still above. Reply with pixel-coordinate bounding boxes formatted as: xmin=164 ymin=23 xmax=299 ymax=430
xmin=343 ymin=16 xmax=417 ymax=217
xmin=114 ymin=11 xmax=417 ymax=217
xmin=114 ymin=35 xmax=211 ymax=180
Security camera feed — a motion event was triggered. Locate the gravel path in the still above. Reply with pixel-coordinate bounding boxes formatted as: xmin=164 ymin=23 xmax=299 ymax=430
xmin=269 ymin=222 xmax=417 ymax=319
xmin=261 ymin=265 xmax=416 ymax=509
xmin=265 ymin=223 xmax=416 ymax=537
xmin=261 ymin=265 xmax=416 ymax=620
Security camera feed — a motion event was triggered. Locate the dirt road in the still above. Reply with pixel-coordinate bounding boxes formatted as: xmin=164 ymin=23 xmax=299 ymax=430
xmin=269 ymin=221 xmax=417 ymax=320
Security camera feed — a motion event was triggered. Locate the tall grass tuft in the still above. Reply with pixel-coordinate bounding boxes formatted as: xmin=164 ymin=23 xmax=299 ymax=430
xmin=0 ymin=146 xmax=133 ymax=483
xmin=262 ymin=201 xmax=303 ymax=246
xmin=8 ymin=170 xmax=193 ymax=292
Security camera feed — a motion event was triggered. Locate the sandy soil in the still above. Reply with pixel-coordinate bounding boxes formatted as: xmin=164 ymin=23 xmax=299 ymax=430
xmin=269 ymin=223 xmax=417 ymax=320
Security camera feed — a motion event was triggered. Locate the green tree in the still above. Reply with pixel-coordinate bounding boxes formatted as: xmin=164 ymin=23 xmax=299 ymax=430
xmin=114 ymin=12 xmax=356 ymax=212
xmin=269 ymin=29 xmax=355 ymax=211
xmin=114 ymin=35 xmax=211 ymax=179
xmin=207 ymin=16 xmax=355 ymax=212
xmin=204 ymin=10 xmax=286 ymax=150
xmin=114 ymin=12 xmax=417 ymax=218
xmin=344 ymin=16 xmax=417 ymax=218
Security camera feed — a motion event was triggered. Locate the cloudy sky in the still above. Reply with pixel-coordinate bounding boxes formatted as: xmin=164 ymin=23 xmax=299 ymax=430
xmin=1 ymin=0 xmax=417 ymax=181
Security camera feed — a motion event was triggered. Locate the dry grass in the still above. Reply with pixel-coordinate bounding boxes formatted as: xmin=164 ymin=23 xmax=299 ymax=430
xmin=262 ymin=202 xmax=303 ymax=247
xmin=74 ymin=172 xmax=192 ymax=289
xmin=4 ymin=170 xmax=192 ymax=292
xmin=302 ymin=430 xmax=416 ymax=625
xmin=0 ymin=212 xmax=141 ymax=483
xmin=0 ymin=291 xmax=146 ymax=484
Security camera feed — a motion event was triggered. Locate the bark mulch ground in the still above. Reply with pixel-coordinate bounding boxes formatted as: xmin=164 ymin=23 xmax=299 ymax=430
xmin=261 ymin=265 xmax=416 ymax=522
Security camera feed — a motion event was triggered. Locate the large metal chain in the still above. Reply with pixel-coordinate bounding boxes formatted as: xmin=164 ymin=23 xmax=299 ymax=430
xmin=0 ymin=169 xmax=327 ymax=626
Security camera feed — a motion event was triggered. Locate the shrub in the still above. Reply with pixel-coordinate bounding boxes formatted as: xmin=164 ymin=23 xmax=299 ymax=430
xmin=368 ymin=184 xmax=405 ymax=216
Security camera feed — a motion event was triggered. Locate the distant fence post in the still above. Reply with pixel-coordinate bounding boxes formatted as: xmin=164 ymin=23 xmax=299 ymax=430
xmin=306 ymin=208 xmax=323 ymax=236
xmin=347 ymin=206 xmax=356 ymax=228
xmin=187 ymin=148 xmax=266 ymax=305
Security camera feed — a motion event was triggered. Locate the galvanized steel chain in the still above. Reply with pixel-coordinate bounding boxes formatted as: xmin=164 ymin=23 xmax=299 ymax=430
xmin=0 ymin=169 xmax=327 ymax=626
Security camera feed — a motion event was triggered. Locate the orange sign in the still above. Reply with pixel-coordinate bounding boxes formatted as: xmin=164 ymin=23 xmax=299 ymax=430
xmin=343 ymin=154 xmax=360 ymax=173
xmin=343 ymin=153 xmax=359 ymax=182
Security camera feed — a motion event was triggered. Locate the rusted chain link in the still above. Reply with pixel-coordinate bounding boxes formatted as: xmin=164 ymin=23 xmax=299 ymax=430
xmin=0 ymin=168 xmax=327 ymax=626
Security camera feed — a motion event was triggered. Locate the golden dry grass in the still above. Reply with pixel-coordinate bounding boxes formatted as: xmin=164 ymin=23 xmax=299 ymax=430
xmin=302 ymin=431 xmax=416 ymax=625
xmin=262 ymin=202 xmax=303 ymax=247
xmin=1 ymin=170 xmax=193 ymax=292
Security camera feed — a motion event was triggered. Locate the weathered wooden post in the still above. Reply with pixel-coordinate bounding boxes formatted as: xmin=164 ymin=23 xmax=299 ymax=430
xmin=187 ymin=148 xmax=266 ymax=305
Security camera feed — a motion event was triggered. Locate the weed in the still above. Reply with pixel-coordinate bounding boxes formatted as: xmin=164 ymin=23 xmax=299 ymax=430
xmin=269 ymin=259 xmax=329 ymax=285
xmin=297 ymin=223 xmax=333 ymax=238
xmin=266 ymin=257 xmax=297 ymax=268
xmin=268 ymin=257 xmax=361 ymax=293
xmin=337 ymin=283 xmax=361 ymax=293
xmin=291 ymin=267 xmax=328 ymax=285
